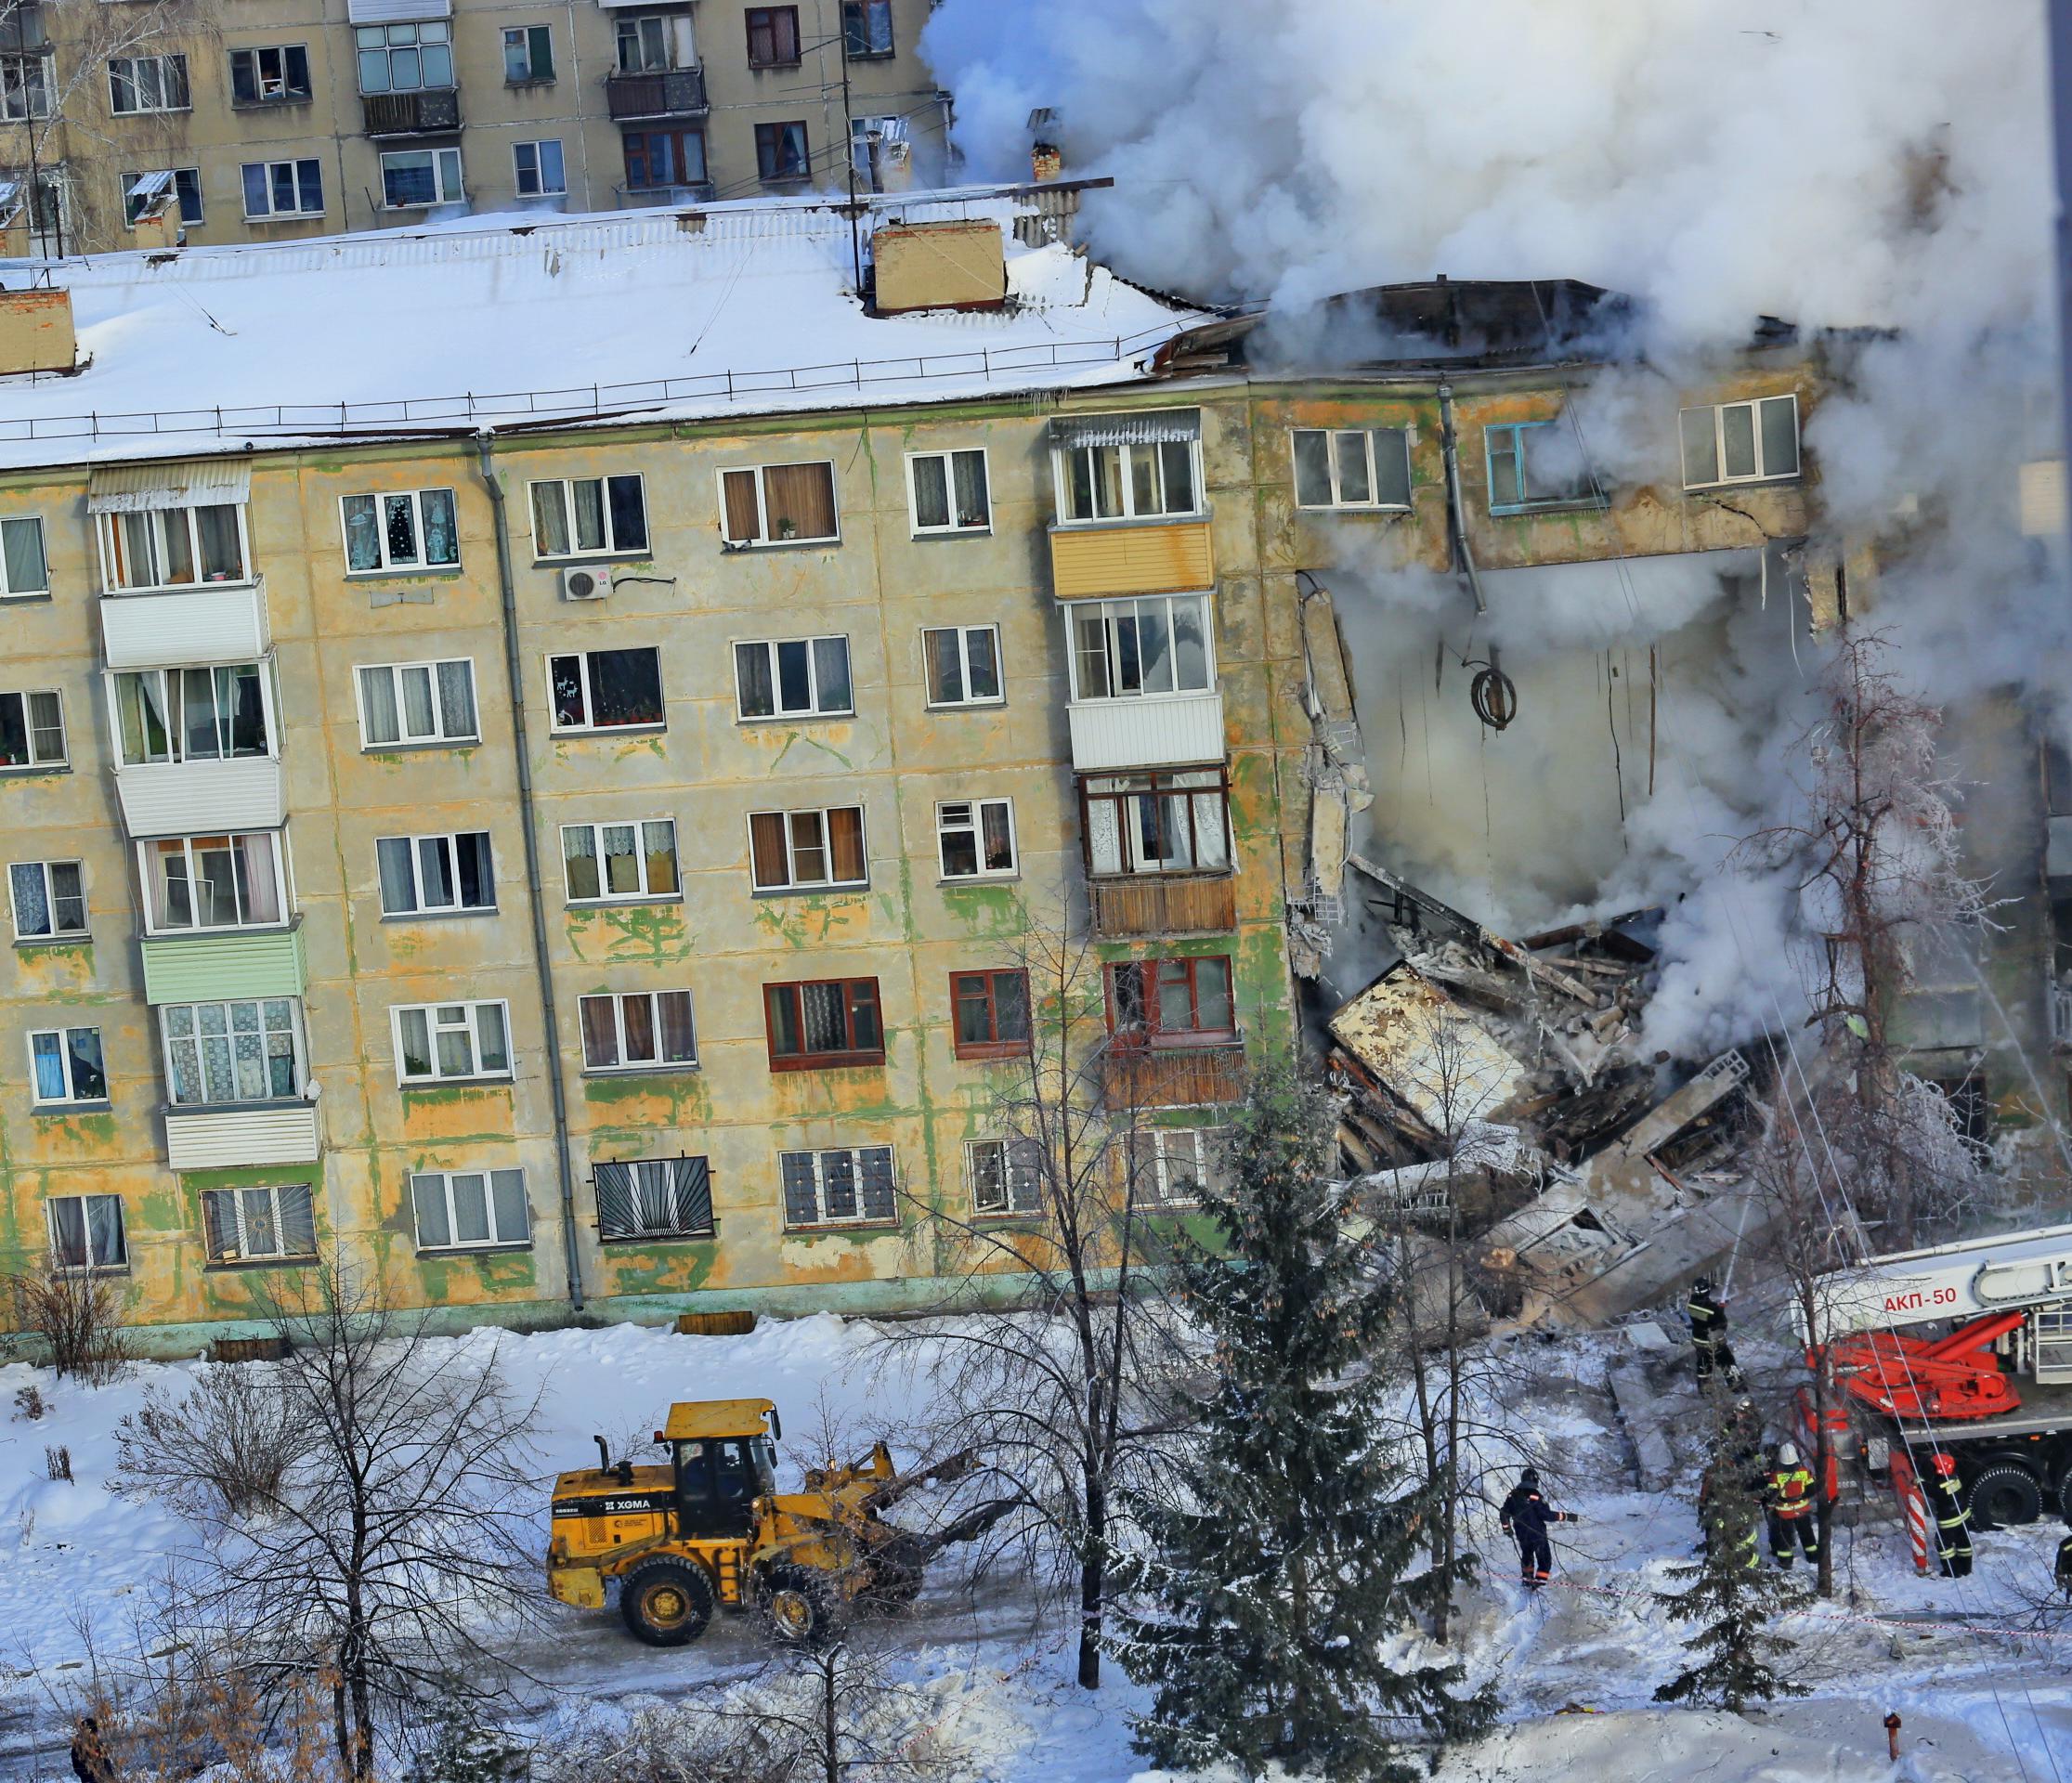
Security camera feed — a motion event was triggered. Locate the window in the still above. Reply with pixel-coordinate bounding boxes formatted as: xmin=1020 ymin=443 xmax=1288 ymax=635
xmin=719 ymin=461 xmax=837 ymax=545
xmin=0 ymin=689 xmax=65 ymax=770
xmin=122 ymin=168 xmax=202 ymax=227
xmin=1082 ymin=768 xmax=1231 ymax=877
xmin=162 ymin=999 xmax=302 ymax=1106
xmin=749 ymin=807 xmax=866 ymax=892
xmin=10 ymin=861 xmax=84 ymax=940
xmin=1068 ymin=593 xmax=1215 ymax=701
xmin=1106 ymin=956 xmax=1237 ymax=1048
xmin=1058 ymin=438 xmax=1199 ymax=522
xmin=562 ymin=819 xmax=679 ymax=902
xmin=30 ymin=1027 xmax=106 ymax=1105
xmin=47 ymin=1194 xmax=124 ymax=1270
xmin=230 ymin=44 xmax=311 ymax=104
xmin=580 ymin=990 xmax=697 ymax=1070
xmin=734 ymin=636 xmax=852 ymax=720
xmin=529 ymin=476 xmax=647 ymax=558
xmin=98 ymin=503 xmax=249 ymax=591
xmin=514 ymin=139 xmax=566 ymax=198
xmin=202 ymin=1183 xmax=316 ymax=1264
xmin=764 ymin=979 xmax=883 ymax=1070
xmin=1128 ymin=1126 xmax=1227 ymax=1206
xmin=392 ymin=1001 xmax=512 ymax=1086
xmin=549 ymin=648 xmax=665 ymax=733
xmin=0 ymin=516 xmax=47 ymax=595
xmin=841 ymin=0 xmax=893 ymax=58
xmin=1680 ymin=396 xmax=1801 ymax=488
xmin=623 ymin=127 xmax=706 ymax=189
xmin=141 ymin=832 xmax=286 ymax=933
xmin=596 ymin=1156 xmax=711 ymax=1239
xmin=745 ymin=6 xmax=800 ymax=67
xmin=1485 ymin=420 xmax=1596 ymax=513
xmin=779 ymin=1144 xmax=893 ymax=1228
xmin=969 ymin=1137 xmax=1042 ymax=1216
xmin=906 ymin=449 xmax=989 ymax=534
xmin=356 ymin=659 xmax=477 ymax=748
xmin=382 ymin=148 xmax=464 ymax=210
xmin=410 ymin=1169 xmax=530 ymax=1251
xmin=754 ymin=121 xmax=810 ymax=181
xmin=951 ymin=969 xmax=1030 ymax=1060
xmin=936 ymin=799 xmax=1016 ymax=880
xmin=114 ymin=664 xmax=270 ymax=766
xmin=2 ymin=51 xmax=51 ymax=120
xmin=377 ymin=831 xmax=494 ymax=916
xmin=618 ymin=14 xmax=695 ymax=71
xmin=922 ymin=625 xmax=1001 ymax=708
xmin=502 ymin=24 xmax=554 ymax=81
xmin=1293 ymin=427 xmax=1412 ymax=510
xmin=357 ymin=20 xmax=451 ymax=93
xmin=342 ymin=488 xmax=457 ymax=572
xmin=242 ymin=159 xmax=323 ymax=218
xmin=109 ymin=53 xmax=189 ymax=114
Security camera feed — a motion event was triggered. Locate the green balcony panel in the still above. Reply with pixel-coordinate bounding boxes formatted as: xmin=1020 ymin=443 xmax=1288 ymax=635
xmin=140 ymin=925 xmax=306 ymax=1007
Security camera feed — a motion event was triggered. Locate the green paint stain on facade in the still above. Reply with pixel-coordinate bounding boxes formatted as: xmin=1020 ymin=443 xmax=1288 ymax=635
xmin=567 ymin=904 xmax=692 ymax=965
xmin=768 ymin=732 xmax=855 ymax=773
xmin=940 ymin=881 xmax=1030 ymax=939
xmin=750 ymin=896 xmax=868 ymax=948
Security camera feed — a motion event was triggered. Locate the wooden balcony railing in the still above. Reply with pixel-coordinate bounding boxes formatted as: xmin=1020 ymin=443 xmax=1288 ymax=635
xmin=1090 ymin=874 xmax=1236 ymax=939
xmin=1101 ymin=1044 xmax=1248 ymax=1110
xmin=606 ymin=66 xmax=707 ymax=120
xmin=361 ymin=87 xmax=460 ymax=137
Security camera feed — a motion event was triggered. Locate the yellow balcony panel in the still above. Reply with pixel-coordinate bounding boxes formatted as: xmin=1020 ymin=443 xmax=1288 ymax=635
xmin=1050 ymin=518 xmax=1213 ymax=600
xmin=165 ymin=1102 xmax=319 ymax=1172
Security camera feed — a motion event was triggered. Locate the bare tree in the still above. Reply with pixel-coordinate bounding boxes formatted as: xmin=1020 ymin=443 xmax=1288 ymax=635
xmin=7 ymin=1261 xmax=131 ymax=1383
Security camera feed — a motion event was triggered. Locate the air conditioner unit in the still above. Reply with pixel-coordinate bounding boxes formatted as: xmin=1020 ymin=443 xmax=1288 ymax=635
xmin=560 ymin=565 xmax=612 ymax=602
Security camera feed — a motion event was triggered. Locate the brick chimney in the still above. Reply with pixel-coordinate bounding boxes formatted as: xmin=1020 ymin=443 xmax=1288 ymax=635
xmin=1028 ymin=107 xmax=1062 ymax=183
xmin=0 ymin=284 xmax=75 ymax=376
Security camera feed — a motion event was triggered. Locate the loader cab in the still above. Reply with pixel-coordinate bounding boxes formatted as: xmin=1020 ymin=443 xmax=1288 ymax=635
xmin=659 ymin=1399 xmax=781 ymax=1540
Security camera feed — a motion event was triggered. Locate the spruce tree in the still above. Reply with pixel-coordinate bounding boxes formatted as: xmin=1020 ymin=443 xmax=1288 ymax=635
xmin=1113 ymin=1068 xmax=1495 ymax=1782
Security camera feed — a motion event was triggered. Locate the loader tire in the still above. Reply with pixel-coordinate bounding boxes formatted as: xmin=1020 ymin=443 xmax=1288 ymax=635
xmin=1966 ymin=1462 xmax=2042 ymax=1530
xmin=619 ymin=1558 xmax=715 ymax=1646
xmin=759 ymin=1564 xmax=838 ymax=1649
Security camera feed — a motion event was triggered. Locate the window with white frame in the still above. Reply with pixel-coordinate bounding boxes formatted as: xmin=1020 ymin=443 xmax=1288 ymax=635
xmin=392 ymin=1001 xmax=512 ymax=1086
xmin=1128 ymin=1125 xmax=1228 ymax=1206
xmin=529 ymin=475 xmax=647 ymax=558
xmin=202 ymin=1183 xmax=316 ymax=1263
xmin=595 ymin=1156 xmax=711 ymax=1240
xmin=1055 ymin=432 xmax=1200 ymax=523
xmin=778 ymin=1144 xmax=895 ymax=1228
xmin=0 ymin=689 xmax=66 ymax=770
xmin=936 ymin=799 xmax=1016 ymax=880
xmin=968 ymin=1136 xmax=1042 ymax=1216
xmin=9 ymin=860 xmax=85 ymax=940
xmin=1068 ymin=593 xmax=1214 ymax=701
xmin=98 ymin=502 xmax=249 ymax=590
xmin=2 ymin=49 xmax=52 ymax=121
xmin=356 ymin=659 xmax=477 ymax=748
xmin=513 ymin=138 xmax=565 ymax=197
xmin=561 ymin=819 xmax=678 ymax=902
xmin=617 ymin=12 xmax=696 ymax=71
xmin=906 ymin=449 xmax=989 ymax=534
xmin=1292 ymin=427 xmax=1412 ymax=510
xmin=502 ymin=23 xmax=553 ymax=81
xmin=48 ymin=1193 xmax=125 ymax=1270
xmin=1679 ymin=396 xmax=1801 ymax=488
xmin=548 ymin=648 xmax=665 ymax=733
xmin=342 ymin=488 xmax=458 ymax=572
xmin=230 ymin=44 xmax=312 ymax=105
xmin=718 ymin=461 xmax=838 ymax=545
xmin=383 ymin=148 xmax=463 ymax=208
xmin=30 ymin=1026 xmax=106 ymax=1105
xmin=579 ymin=989 xmax=697 ymax=1071
xmin=162 ymin=998 xmax=303 ymax=1106
xmin=109 ymin=52 xmax=189 ymax=114
xmin=410 ymin=1168 xmax=530 ymax=1251
xmin=377 ymin=831 xmax=494 ymax=916
xmin=113 ymin=664 xmax=270 ymax=766
xmin=748 ymin=806 xmax=866 ymax=892
xmin=0 ymin=515 xmax=48 ymax=595
xmin=356 ymin=20 xmax=451 ymax=92
xmin=140 ymin=832 xmax=285 ymax=933
xmin=242 ymin=158 xmax=323 ymax=218
xmin=1082 ymin=768 xmax=1231 ymax=878
xmin=733 ymin=636 xmax=852 ymax=720
xmin=921 ymin=625 xmax=1001 ymax=708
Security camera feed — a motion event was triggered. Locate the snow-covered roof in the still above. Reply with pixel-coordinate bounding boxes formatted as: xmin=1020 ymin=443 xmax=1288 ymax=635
xmin=0 ymin=189 xmax=1211 ymax=475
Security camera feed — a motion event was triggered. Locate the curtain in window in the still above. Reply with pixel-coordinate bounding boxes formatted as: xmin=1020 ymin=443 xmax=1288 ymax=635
xmin=642 ymin=821 xmax=677 ymax=893
xmin=952 ymin=451 xmax=988 ymax=527
xmin=194 ymin=505 xmax=242 ymax=579
xmin=1086 ymin=795 xmax=1121 ymax=876
xmin=799 ymin=983 xmax=846 ymax=1052
xmin=571 ymin=479 xmax=606 ymax=553
xmin=531 ymin=484 xmax=569 ymax=556
xmin=827 ymin=808 xmax=865 ymax=882
xmin=48 ymin=1195 xmax=86 ymax=1266
xmin=225 ymin=665 xmax=267 ymax=756
xmin=359 ymin=668 xmax=400 ymax=744
xmin=749 ymin=811 xmax=788 ymax=887
xmin=410 ymin=1174 xmax=450 ymax=1248
xmin=563 ymin=826 xmax=600 ymax=900
xmin=436 ymin=659 xmax=475 ymax=736
xmin=490 ymin=1170 xmax=528 ymax=1242
xmin=620 ymin=995 xmax=655 ymax=1061
xmin=722 ymin=469 xmax=761 ymax=542
xmin=118 ymin=670 xmax=172 ymax=764
xmin=10 ymin=863 xmax=48 ymax=935
xmin=377 ymin=837 xmax=414 ymax=912
xmin=450 ymin=1174 xmax=491 ymax=1244
xmin=580 ymin=996 xmax=619 ymax=1066
xmin=912 ymin=457 xmax=949 ymax=529
xmin=1192 ymin=791 xmax=1230 ymax=869
xmin=202 ymin=1189 xmax=239 ymax=1260
xmin=658 ymin=990 xmax=696 ymax=1061
xmin=280 ymin=1184 xmax=318 ymax=1256
xmin=811 ymin=638 xmax=851 ymax=711
xmin=31 ymin=1032 xmax=65 ymax=1100
xmin=3 ymin=517 xmax=46 ymax=592
xmin=601 ymin=824 xmax=640 ymax=895
xmin=763 ymin=462 xmax=835 ymax=540
xmin=475 ymin=1004 xmax=509 ymax=1073
xmin=180 ymin=668 xmax=222 ymax=761
xmin=344 ymin=495 xmax=382 ymax=570
xmin=83 ymin=1194 xmax=124 ymax=1265
xmin=68 ymin=1031 xmax=106 ymax=1100
xmin=238 ymin=833 xmax=280 ymax=923
xmin=399 ymin=664 xmax=436 ymax=736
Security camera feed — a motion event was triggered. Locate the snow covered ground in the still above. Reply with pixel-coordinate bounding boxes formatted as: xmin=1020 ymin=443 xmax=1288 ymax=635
xmin=1 ymin=1315 xmax=2065 ymax=1781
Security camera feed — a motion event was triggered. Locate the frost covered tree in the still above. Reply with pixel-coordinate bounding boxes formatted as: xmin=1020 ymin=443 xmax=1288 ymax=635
xmin=1114 ymin=1068 xmax=1494 ymax=1781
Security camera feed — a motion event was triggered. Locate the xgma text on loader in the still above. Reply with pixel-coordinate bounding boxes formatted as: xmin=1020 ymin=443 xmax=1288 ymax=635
xmin=546 ymin=1398 xmax=1016 ymax=1647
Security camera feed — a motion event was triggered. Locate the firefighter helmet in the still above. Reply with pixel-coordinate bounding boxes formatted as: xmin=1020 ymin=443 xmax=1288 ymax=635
xmin=1776 ymin=1441 xmax=1801 ymax=1467
xmin=1519 ymin=1467 xmax=1540 ymax=1488
xmin=1692 ymin=1275 xmax=1714 ymax=1294
xmin=1933 ymin=1451 xmax=1958 ymax=1477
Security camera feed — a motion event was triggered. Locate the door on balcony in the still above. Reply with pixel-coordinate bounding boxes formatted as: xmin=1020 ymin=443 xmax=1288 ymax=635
xmin=622 ymin=126 xmax=705 ymax=192
xmin=616 ymin=11 xmax=695 ymax=71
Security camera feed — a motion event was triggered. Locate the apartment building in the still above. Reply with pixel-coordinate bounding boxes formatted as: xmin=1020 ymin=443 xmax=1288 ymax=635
xmin=0 ymin=0 xmax=946 ymax=255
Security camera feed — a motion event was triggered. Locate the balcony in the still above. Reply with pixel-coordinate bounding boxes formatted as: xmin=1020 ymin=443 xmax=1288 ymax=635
xmin=1050 ymin=517 xmax=1213 ymax=600
xmin=361 ymin=87 xmax=460 ymax=137
xmin=606 ymin=66 xmax=706 ymax=120
xmin=1091 ymin=875 xmax=1237 ymax=940
xmin=1067 ymin=692 xmax=1225 ymax=773
xmin=1101 ymin=1043 xmax=1248 ymax=1111
xmin=100 ymin=580 xmax=267 ymax=671
xmin=165 ymin=1101 xmax=319 ymax=1172
xmin=114 ymin=756 xmax=285 ymax=839
xmin=617 ymin=181 xmax=714 ymax=209
xmin=140 ymin=924 xmax=305 ymax=1006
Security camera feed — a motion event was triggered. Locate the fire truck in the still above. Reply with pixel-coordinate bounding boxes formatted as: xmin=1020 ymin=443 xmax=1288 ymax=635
xmin=1811 ymin=1222 xmax=2072 ymax=1528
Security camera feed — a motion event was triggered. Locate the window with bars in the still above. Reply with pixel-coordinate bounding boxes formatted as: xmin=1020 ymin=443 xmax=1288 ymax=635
xmin=113 ymin=664 xmax=270 ymax=766
xmin=98 ymin=502 xmax=248 ymax=590
xmin=549 ymin=648 xmax=665 ymax=733
xmin=595 ymin=1155 xmax=711 ymax=1239
xmin=744 ymin=6 xmax=800 ymax=66
xmin=163 ymin=998 xmax=302 ymax=1106
xmin=48 ymin=1193 xmax=124 ymax=1270
xmin=936 ymin=799 xmax=1016 ymax=880
xmin=529 ymin=475 xmax=646 ymax=558
xmin=0 ymin=515 xmax=47 ymax=595
xmin=1292 ymin=427 xmax=1412 ymax=510
xmin=765 ymin=979 xmax=883 ymax=1070
xmin=1484 ymin=420 xmax=1596 ymax=513
xmin=719 ymin=461 xmax=837 ymax=545
xmin=1056 ymin=438 xmax=1200 ymax=522
xmin=30 ymin=1027 xmax=107 ymax=1105
xmin=202 ymin=1183 xmax=316 ymax=1263
xmin=9 ymin=860 xmax=84 ymax=941
xmin=580 ymin=989 xmax=697 ymax=1071
xmin=780 ymin=1144 xmax=894 ymax=1228
xmin=109 ymin=52 xmax=189 ymax=113
xmin=377 ymin=831 xmax=494 ymax=916
xmin=921 ymin=625 xmax=1002 ymax=708
xmin=230 ymin=44 xmax=311 ymax=104
xmin=734 ymin=636 xmax=852 ymax=720
xmin=140 ymin=832 xmax=284 ymax=933
xmin=392 ymin=1001 xmax=512 ymax=1085
xmin=1678 ymin=396 xmax=1801 ymax=488
xmin=951 ymin=969 xmax=1030 ymax=1060
xmin=562 ymin=819 xmax=679 ymax=903
xmin=968 ymin=1137 xmax=1042 ymax=1216
xmin=1068 ymin=593 xmax=1215 ymax=701
xmin=1081 ymin=768 xmax=1231 ymax=878
xmin=1126 ymin=1126 xmax=1228 ymax=1206
xmin=906 ymin=449 xmax=989 ymax=534
xmin=355 ymin=659 xmax=477 ymax=748
xmin=1106 ymin=956 xmax=1237 ymax=1048
xmin=410 ymin=1168 xmax=530 ymax=1250
xmin=748 ymin=807 xmax=866 ymax=892
xmin=341 ymin=488 xmax=458 ymax=572
xmin=0 ymin=689 xmax=64 ymax=769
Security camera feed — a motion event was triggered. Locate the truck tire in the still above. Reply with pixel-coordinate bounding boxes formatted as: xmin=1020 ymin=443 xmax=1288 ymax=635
xmin=619 ymin=1558 xmax=715 ymax=1646
xmin=759 ymin=1564 xmax=838 ymax=1649
xmin=2057 ymin=1463 xmax=2072 ymax=1524
xmin=1966 ymin=1462 xmax=2043 ymax=1530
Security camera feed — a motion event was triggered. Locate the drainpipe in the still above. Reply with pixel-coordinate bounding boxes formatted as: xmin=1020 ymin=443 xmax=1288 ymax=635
xmin=474 ymin=430 xmax=586 ymax=1311
xmin=1437 ymin=382 xmax=1487 ymax=615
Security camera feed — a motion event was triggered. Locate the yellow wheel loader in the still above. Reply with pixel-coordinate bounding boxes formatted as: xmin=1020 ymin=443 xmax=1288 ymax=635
xmin=545 ymin=1398 xmax=1009 ymax=1648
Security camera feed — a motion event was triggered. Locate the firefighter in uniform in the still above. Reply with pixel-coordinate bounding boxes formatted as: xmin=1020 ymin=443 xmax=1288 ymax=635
xmin=1765 ymin=1441 xmax=1820 ymax=1568
xmin=1929 ymin=1452 xmax=1973 ymax=1579
xmin=2054 ymin=1512 xmax=2072 ymax=1601
xmin=1699 ymin=1459 xmax=1763 ymax=1568
xmin=1500 ymin=1467 xmax=1580 ymax=1589
xmin=1687 ymin=1275 xmax=1725 ymax=1382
